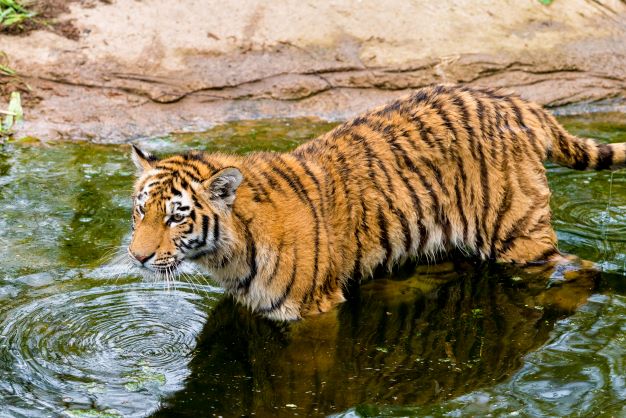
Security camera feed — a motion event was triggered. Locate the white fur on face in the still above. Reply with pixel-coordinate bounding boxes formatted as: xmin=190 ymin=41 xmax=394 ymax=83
xmin=166 ymin=189 xmax=194 ymax=224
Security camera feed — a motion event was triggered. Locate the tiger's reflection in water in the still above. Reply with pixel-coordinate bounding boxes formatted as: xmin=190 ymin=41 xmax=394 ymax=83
xmin=153 ymin=260 xmax=598 ymax=417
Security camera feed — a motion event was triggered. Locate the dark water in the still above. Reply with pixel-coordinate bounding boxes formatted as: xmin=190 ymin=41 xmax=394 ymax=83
xmin=0 ymin=115 xmax=624 ymax=417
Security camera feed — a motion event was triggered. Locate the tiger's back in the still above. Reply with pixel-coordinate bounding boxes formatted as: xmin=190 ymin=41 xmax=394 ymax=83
xmin=128 ymin=85 xmax=626 ymax=320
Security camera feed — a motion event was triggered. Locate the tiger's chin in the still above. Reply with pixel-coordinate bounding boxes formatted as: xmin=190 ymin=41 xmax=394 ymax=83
xmin=153 ymin=261 xmax=182 ymax=273
xmin=128 ymin=259 xmax=183 ymax=281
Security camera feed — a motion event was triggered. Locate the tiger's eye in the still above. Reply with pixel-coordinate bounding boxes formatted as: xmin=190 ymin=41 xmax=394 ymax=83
xmin=171 ymin=213 xmax=185 ymax=222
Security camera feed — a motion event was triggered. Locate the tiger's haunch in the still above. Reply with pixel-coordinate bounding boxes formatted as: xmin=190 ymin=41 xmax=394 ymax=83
xmin=128 ymin=84 xmax=626 ymax=320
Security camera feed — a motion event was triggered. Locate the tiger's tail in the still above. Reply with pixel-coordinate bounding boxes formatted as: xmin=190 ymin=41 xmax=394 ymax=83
xmin=543 ymin=113 xmax=626 ymax=171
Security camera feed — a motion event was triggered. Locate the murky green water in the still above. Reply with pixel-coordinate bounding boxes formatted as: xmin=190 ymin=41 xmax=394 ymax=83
xmin=0 ymin=115 xmax=624 ymax=417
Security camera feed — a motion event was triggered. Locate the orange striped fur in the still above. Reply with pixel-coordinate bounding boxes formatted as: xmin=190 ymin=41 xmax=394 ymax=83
xmin=128 ymin=85 xmax=626 ymax=320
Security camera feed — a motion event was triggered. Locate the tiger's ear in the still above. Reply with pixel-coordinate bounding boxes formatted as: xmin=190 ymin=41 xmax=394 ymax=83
xmin=202 ymin=167 xmax=243 ymax=207
xmin=131 ymin=144 xmax=157 ymax=173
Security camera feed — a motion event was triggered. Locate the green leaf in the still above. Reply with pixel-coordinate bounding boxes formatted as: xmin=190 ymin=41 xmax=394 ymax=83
xmin=0 ymin=0 xmax=35 ymax=28
xmin=7 ymin=91 xmax=22 ymax=120
xmin=2 ymin=91 xmax=22 ymax=132
xmin=0 ymin=64 xmax=16 ymax=76
xmin=538 ymin=0 xmax=553 ymax=5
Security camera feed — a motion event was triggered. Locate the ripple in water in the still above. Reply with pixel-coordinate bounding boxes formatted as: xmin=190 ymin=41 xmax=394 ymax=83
xmin=0 ymin=281 xmax=218 ymax=417
xmin=548 ymin=167 xmax=626 ymax=272
xmin=550 ymin=170 xmax=626 ymax=239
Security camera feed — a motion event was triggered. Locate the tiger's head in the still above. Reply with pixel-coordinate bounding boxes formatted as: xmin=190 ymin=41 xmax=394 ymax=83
xmin=127 ymin=145 xmax=243 ymax=275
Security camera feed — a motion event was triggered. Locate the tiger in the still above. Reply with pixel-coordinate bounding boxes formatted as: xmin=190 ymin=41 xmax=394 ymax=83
xmin=128 ymin=84 xmax=626 ymax=321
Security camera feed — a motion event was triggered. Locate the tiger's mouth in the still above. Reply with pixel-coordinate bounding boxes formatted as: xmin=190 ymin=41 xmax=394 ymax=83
xmin=128 ymin=252 xmax=182 ymax=274
xmin=151 ymin=261 xmax=182 ymax=273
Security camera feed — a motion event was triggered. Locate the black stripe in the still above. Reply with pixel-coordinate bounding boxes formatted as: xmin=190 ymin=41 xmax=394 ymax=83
xmin=292 ymin=155 xmax=326 ymax=219
xmin=178 ymin=161 xmax=206 ymax=178
xmin=258 ymin=247 xmax=297 ymax=314
xmin=152 ymin=169 xmax=202 ymax=184
xmin=526 ymin=213 xmax=551 ymax=236
xmin=353 ymin=235 xmax=363 ymax=279
xmin=245 ymin=170 xmax=273 ymax=204
xmin=596 ymin=143 xmax=614 ymax=170
xmin=402 ymin=152 xmax=448 ymax=246
xmin=156 ymin=162 xmax=204 ymax=182
xmin=552 ymin=123 xmax=573 ymax=162
xmin=506 ymin=98 xmax=544 ymax=159
xmin=377 ymin=206 xmax=392 ymax=265
xmin=351 ymin=132 xmax=409 ymax=255
xmin=319 ymin=271 xmax=335 ymax=298
xmin=489 ymin=102 xmax=514 ymax=257
xmin=525 ymin=247 xmax=560 ymax=265
xmin=475 ymin=98 xmax=490 ymax=252
xmin=451 ymin=94 xmax=479 ymax=160
xmin=188 ymin=215 xmax=210 ymax=249
xmin=489 ymin=187 xmax=513 ymax=258
xmin=264 ymin=240 xmax=285 ymax=287
xmin=323 ymin=143 xmax=365 ymax=276
xmin=376 ymin=123 xmax=427 ymax=251
xmin=497 ymin=208 xmax=535 ymax=255
xmin=454 ymin=181 xmax=469 ymax=243
xmin=183 ymin=152 xmax=218 ymax=171
xmin=236 ymin=214 xmax=258 ymax=292
xmin=213 ymin=214 xmax=220 ymax=243
xmin=191 ymin=195 xmax=204 ymax=210
xmin=408 ymin=110 xmax=446 ymax=156
xmin=528 ymin=107 xmax=551 ymax=157
xmin=269 ymin=159 xmax=320 ymax=292
xmin=331 ymin=145 xmax=354 ymax=216
xmin=488 ymin=101 xmax=500 ymax=164
xmin=289 ymin=155 xmax=335 ymax=307
xmin=495 ymin=102 xmax=510 ymax=172
xmin=572 ymin=139 xmax=590 ymax=170
xmin=430 ymin=98 xmax=470 ymax=240
xmin=419 ymin=156 xmax=450 ymax=197
xmin=259 ymin=169 xmax=283 ymax=192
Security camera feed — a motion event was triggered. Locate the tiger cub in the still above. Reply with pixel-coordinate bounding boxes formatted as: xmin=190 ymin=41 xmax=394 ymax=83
xmin=128 ymin=84 xmax=625 ymax=321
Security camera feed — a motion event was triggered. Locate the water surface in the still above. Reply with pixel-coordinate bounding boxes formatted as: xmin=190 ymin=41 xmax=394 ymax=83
xmin=0 ymin=115 xmax=624 ymax=417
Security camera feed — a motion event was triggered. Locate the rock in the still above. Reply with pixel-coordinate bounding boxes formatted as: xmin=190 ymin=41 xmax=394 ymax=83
xmin=0 ymin=0 xmax=624 ymax=142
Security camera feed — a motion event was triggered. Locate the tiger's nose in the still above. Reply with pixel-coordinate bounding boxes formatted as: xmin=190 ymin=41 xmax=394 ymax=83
xmin=131 ymin=252 xmax=155 ymax=264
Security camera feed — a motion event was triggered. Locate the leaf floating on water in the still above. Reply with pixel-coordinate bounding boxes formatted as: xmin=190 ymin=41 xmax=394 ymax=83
xmin=123 ymin=365 xmax=167 ymax=392
xmin=471 ymin=308 xmax=484 ymax=319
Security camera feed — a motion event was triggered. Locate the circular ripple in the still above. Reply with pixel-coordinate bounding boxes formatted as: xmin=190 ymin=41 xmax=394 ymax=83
xmin=548 ymin=169 xmax=626 ymax=270
xmin=0 ymin=281 xmax=217 ymax=417
xmin=552 ymin=197 xmax=626 ymax=240
xmin=550 ymin=170 xmax=626 ymax=240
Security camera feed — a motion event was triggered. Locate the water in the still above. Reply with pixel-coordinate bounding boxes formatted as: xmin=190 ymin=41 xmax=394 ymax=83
xmin=0 ymin=115 xmax=624 ymax=417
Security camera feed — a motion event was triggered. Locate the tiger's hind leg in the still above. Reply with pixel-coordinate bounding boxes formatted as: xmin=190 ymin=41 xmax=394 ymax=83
xmin=495 ymin=223 xmax=599 ymax=312
xmin=494 ymin=221 xmax=594 ymax=269
xmin=494 ymin=222 xmax=561 ymax=265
